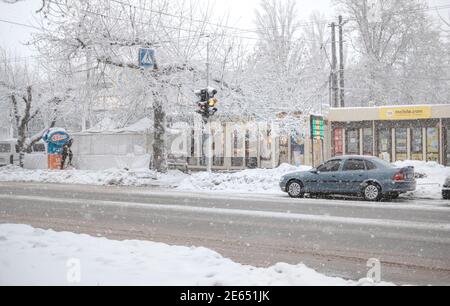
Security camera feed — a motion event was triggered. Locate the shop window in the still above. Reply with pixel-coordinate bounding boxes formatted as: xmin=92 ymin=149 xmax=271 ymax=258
xmin=377 ymin=129 xmax=392 ymax=162
xmin=232 ymin=129 xmax=244 ymax=167
xmin=346 ymin=129 xmax=360 ymax=155
xmin=426 ymin=127 xmax=439 ymax=162
xmin=278 ymin=134 xmax=289 ymax=166
xmin=245 ymin=131 xmax=257 ymax=169
xmin=187 ymin=130 xmax=197 ymax=166
xmin=446 ymin=128 xmax=450 ymax=166
xmin=333 ymin=128 xmax=344 ymax=156
xmin=260 ymin=129 xmax=272 ymax=162
xmin=395 ymin=128 xmax=408 ymax=161
xmin=363 ymin=128 xmax=373 ymax=156
xmin=410 ymin=128 xmax=423 ymax=161
xmin=291 ymin=133 xmax=305 ymax=167
xmin=212 ymin=128 xmax=224 ymax=167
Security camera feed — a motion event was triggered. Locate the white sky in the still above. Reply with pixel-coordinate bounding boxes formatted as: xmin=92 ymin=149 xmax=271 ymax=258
xmin=0 ymin=0 xmax=449 ymax=60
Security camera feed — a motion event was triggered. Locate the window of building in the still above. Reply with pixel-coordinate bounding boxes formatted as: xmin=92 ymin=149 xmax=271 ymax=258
xmin=427 ymin=127 xmax=439 ymax=162
xmin=346 ymin=129 xmax=360 ymax=155
xmin=395 ymin=128 xmax=408 ymax=161
xmin=212 ymin=128 xmax=224 ymax=167
xmin=333 ymin=128 xmax=344 ymax=156
xmin=363 ymin=128 xmax=374 ymax=156
xmin=278 ymin=134 xmax=289 ymax=166
xmin=232 ymin=129 xmax=244 ymax=167
xmin=0 ymin=143 xmax=11 ymax=153
xmin=377 ymin=128 xmax=392 ymax=162
xmin=32 ymin=143 xmax=46 ymax=153
xmin=411 ymin=128 xmax=423 ymax=161
xmin=446 ymin=128 xmax=450 ymax=167
xmin=245 ymin=130 xmax=258 ymax=169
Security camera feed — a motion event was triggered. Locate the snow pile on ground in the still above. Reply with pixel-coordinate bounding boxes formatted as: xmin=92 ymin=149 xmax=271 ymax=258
xmin=0 ymin=165 xmax=188 ymax=187
xmin=394 ymin=161 xmax=450 ymax=200
xmin=0 ymin=224 xmax=392 ymax=286
xmin=177 ymin=164 xmax=311 ymax=193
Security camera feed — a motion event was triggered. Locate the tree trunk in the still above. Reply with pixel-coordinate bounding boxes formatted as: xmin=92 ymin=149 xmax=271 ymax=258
xmin=151 ymin=86 xmax=168 ymax=173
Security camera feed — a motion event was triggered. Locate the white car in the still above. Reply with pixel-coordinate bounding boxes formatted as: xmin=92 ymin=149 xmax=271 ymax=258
xmin=0 ymin=139 xmax=46 ymax=167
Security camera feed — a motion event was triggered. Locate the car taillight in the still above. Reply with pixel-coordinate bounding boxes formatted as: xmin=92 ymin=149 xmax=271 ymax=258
xmin=393 ymin=172 xmax=405 ymax=181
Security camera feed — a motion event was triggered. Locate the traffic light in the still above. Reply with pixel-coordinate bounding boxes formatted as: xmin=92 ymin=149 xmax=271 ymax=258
xmin=195 ymin=87 xmax=218 ymax=122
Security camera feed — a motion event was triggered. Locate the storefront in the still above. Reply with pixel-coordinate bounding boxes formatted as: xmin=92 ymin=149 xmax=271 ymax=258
xmin=327 ymin=105 xmax=450 ymax=165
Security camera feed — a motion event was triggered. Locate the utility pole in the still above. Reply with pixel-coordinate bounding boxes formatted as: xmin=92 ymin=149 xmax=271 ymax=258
xmin=206 ymin=37 xmax=211 ymax=89
xmin=339 ymin=15 xmax=345 ymax=108
xmin=330 ymin=22 xmax=338 ymax=108
xmin=83 ymin=51 xmax=92 ymax=131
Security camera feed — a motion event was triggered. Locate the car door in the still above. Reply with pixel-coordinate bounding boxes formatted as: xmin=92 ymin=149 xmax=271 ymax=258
xmin=339 ymin=159 xmax=368 ymax=193
xmin=312 ymin=159 xmax=343 ymax=193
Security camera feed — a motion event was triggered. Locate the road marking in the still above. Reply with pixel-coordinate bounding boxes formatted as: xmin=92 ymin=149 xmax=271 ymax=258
xmin=0 ymin=183 xmax=448 ymax=212
xmin=1 ymin=194 xmax=450 ymax=233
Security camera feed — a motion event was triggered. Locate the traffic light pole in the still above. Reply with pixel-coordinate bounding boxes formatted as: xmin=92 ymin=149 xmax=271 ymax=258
xmin=206 ymin=37 xmax=212 ymax=173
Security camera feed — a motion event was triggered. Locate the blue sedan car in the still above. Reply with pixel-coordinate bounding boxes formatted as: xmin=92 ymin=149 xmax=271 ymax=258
xmin=280 ymin=156 xmax=416 ymax=201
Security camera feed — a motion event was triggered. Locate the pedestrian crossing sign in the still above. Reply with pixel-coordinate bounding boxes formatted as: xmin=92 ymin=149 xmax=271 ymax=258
xmin=139 ymin=48 xmax=156 ymax=69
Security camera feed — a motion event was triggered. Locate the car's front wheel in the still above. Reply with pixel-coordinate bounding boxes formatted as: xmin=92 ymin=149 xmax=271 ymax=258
xmin=363 ymin=183 xmax=382 ymax=202
xmin=287 ymin=180 xmax=304 ymax=198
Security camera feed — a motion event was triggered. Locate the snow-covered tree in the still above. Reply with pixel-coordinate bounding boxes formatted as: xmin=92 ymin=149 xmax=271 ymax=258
xmin=32 ymin=0 xmax=237 ymax=172
xmin=334 ymin=0 xmax=450 ymax=106
xmin=0 ymin=48 xmax=71 ymax=167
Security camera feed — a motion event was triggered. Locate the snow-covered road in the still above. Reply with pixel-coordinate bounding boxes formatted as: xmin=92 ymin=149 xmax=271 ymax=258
xmin=0 ymin=182 xmax=449 ymax=285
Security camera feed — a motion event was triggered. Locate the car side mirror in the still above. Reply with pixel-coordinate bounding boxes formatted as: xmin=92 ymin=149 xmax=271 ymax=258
xmin=311 ymin=169 xmax=319 ymax=174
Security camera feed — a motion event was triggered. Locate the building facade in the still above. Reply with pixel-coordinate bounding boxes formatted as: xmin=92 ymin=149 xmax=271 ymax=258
xmin=327 ymin=105 xmax=450 ymax=166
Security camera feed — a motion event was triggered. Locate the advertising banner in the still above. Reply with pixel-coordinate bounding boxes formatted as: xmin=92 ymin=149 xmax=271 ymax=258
xmin=379 ymin=106 xmax=432 ymax=121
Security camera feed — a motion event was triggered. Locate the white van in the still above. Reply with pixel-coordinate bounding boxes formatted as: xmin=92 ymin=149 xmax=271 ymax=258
xmin=0 ymin=139 xmax=46 ymax=167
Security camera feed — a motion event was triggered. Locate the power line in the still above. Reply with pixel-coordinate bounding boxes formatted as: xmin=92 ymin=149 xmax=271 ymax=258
xmin=0 ymin=18 xmax=40 ymax=30
xmin=92 ymin=0 xmax=450 ymax=35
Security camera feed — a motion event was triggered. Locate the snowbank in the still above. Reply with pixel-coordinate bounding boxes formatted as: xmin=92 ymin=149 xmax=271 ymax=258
xmin=0 ymin=224 xmax=392 ymax=286
xmin=1 ymin=161 xmax=447 ymax=199
xmin=177 ymin=164 xmax=311 ymax=194
xmin=394 ymin=161 xmax=450 ymax=200
xmin=0 ymin=165 xmax=187 ymax=187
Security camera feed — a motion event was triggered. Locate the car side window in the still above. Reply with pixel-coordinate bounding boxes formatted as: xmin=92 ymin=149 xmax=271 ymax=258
xmin=365 ymin=160 xmax=377 ymax=171
xmin=317 ymin=160 xmax=342 ymax=173
xmin=343 ymin=159 xmax=366 ymax=171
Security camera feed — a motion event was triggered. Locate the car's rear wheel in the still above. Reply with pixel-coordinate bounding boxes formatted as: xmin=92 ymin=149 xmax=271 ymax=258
xmin=287 ymin=180 xmax=304 ymax=198
xmin=363 ymin=183 xmax=382 ymax=202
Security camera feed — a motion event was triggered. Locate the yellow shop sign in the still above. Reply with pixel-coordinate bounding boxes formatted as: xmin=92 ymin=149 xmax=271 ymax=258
xmin=379 ymin=106 xmax=432 ymax=121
